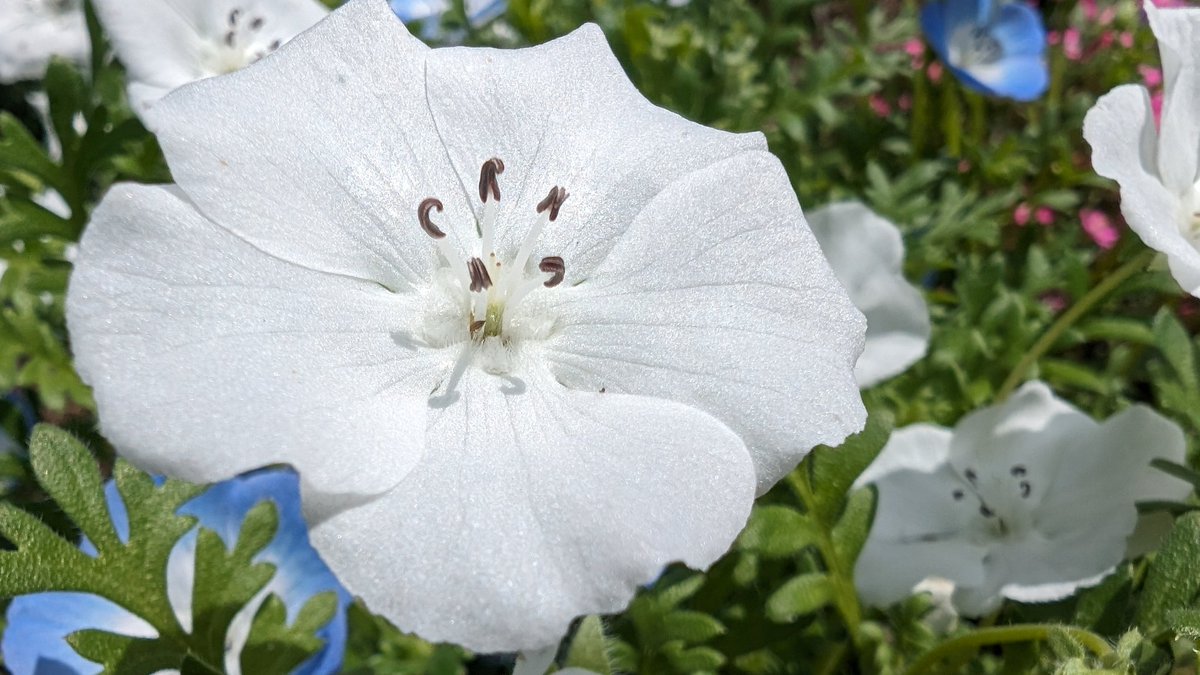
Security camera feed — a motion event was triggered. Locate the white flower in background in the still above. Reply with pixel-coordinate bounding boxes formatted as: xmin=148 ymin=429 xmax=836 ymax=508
xmin=807 ymin=202 xmax=931 ymax=388
xmin=0 ymin=0 xmax=88 ymax=83
xmin=66 ymin=0 xmax=866 ymax=652
xmin=1084 ymin=3 xmax=1200 ymax=296
xmin=90 ymin=0 xmax=328 ymax=124
xmin=854 ymin=381 xmax=1189 ymax=616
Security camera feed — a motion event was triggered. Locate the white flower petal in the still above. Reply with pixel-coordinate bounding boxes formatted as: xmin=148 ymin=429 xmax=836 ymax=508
xmin=854 ymin=423 xmax=952 ymax=488
xmin=857 ymin=539 xmax=986 ymax=609
xmin=1036 ymin=405 xmax=1188 ymax=543
xmin=1146 ymin=3 xmax=1200 ymax=192
xmin=67 ymin=184 xmax=436 ymax=504
xmin=1084 ymin=85 xmax=1200 ymax=294
xmin=806 ymin=202 xmax=930 ymax=388
xmin=93 ymin=0 xmax=329 ymax=117
xmin=152 ymin=0 xmax=462 ymax=291
xmin=423 ymin=22 xmax=767 ymax=279
xmin=541 ymin=151 xmax=866 ymax=493
xmin=310 ymin=366 xmax=755 ymax=652
xmin=0 ymin=0 xmax=88 ymax=83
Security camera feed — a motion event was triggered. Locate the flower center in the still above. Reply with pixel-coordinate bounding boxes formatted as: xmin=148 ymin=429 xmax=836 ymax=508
xmin=416 ymin=158 xmax=569 ymax=369
xmin=200 ymin=8 xmax=284 ymax=76
xmin=948 ymin=25 xmax=1003 ymax=69
xmin=952 ymin=463 xmax=1036 ymax=542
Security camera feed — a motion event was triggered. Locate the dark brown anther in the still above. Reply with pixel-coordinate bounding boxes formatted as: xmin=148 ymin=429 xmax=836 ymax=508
xmin=539 ymin=256 xmax=565 ymax=288
xmin=468 ymin=257 xmax=493 ymax=293
xmin=224 ymin=30 xmax=236 ymax=47
xmin=250 ymin=16 xmax=264 ymax=30
xmin=478 ymin=157 xmax=505 ymax=203
xmin=418 ymin=198 xmax=446 ymax=239
xmin=470 ymin=320 xmax=486 ymax=334
xmin=229 ymin=9 xmax=241 ymax=25
xmin=269 ymin=39 xmax=282 ymax=51
xmin=536 ymin=186 xmax=570 ymax=222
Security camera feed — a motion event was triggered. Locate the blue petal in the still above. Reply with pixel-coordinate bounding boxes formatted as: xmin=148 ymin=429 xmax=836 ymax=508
xmin=989 ymin=2 xmax=1047 ymax=58
xmin=178 ymin=468 xmax=351 ymax=675
xmin=921 ymin=0 xmax=995 ymax=62
xmin=955 ymin=54 xmax=1049 ymax=100
xmin=3 ymin=593 xmax=157 ymax=675
xmin=388 ymin=0 xmax=446 ymax=22
xmin=919 ymin=2 xmax=951 ymax=56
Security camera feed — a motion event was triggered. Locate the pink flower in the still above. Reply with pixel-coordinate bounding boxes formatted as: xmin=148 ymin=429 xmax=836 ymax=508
xmin=1014 ymin=202 xmax=1032 ymax=226
xmin=1040 ymin=290 xmax=1069 ymax=313
xmin=904 ymin=38 xmax=926 ymax=69
xmin=1035 ymin=207 xmax=1055 ymax=226
xmin=1139 ymin=65 xmax=1163 ymax=88
xmin=1080 ymin=209 xmax=1121 ymax=249
xmin=1119 ymin=31 xmax=1134 ymax=48
xmin=898 ymin=93 xmax=913 ymax=111
xmin=1081 ymin=0 xmax=1099 ymax=20
xmin=927 ymin=61 xmax=943 ymax=83
xmin=1152 ymin=90 xmax=1164 ymax=127
xmin=1063 ymin=28 xmax=1084 ymax=60
xmin=869 ymin=94 xmax=892 ymax=118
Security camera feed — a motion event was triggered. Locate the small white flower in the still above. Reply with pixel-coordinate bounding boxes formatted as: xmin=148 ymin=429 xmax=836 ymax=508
xmin=66 ymin=0 xmax=866 ymax=652
xmin=1084 ymin=3 xmax=1200 ymax=296
xmin=854 ymin=381 xmax=1189 ymax=616
xmin=0 ymin=0 xmax=88 ymax=83
xmin=807 ymin=202 xmax=930 ymax=388
xmin=91 ymin=0 xmax=329 ymax=124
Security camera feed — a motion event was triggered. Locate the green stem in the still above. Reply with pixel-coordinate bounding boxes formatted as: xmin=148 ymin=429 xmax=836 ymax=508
xmin=901 ymin=624 xmax=1113 ymax=675
xmin=785 ymin=472 xmax=864 ymax=643
xmin=995 ymin=249 xmax=1156 ymax=402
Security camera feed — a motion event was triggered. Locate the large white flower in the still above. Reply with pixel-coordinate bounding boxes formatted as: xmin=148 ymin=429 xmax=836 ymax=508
xmin=854 ymin=381 xmax=1189 ymax=616
xmin=90 ymin=0 xmax=328 ymax=124
xmin=807 ymin=202 xmax=930 ymax=388
xmin=0 ymin=0 xmax=89 ymax=83
xmin=1084 ymin=3 xmax=1200 ymax=296
xmin=66 ymin=0 xmax=866 ymax=652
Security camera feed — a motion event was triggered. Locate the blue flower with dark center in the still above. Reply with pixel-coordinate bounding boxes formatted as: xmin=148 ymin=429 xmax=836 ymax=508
xmin=2 ymin=468 xmax=350 ymax=675
xmin=920 ymin=0 xmax=1048 ymax=101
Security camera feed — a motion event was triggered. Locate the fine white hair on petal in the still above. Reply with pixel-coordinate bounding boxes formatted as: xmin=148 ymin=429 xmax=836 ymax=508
xmin=855 ymin=381 xmax=1190 ymax=614
xmin=806 ymin=202 xmax=931 ymax=388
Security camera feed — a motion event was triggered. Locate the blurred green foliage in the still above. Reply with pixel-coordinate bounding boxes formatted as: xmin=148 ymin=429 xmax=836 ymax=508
xmin=1 ymin=0 xmax=1199 ymax=673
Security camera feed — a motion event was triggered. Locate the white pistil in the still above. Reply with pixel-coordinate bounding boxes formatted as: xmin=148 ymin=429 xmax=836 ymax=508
xmin=508 ymin=210 xmax=552 ymax=300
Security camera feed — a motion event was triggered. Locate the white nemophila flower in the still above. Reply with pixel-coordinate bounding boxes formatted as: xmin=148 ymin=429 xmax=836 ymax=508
xmin=67 ymin=0 xmax=866 ymax=651
xmin=854 ymin=381 xmax=1189 ymax=616
xmin=0 ymin=0 xmax=88 ymax=83
xmin=1084 ymin=3 xmax=1200 ymax=296
xmin=91 ymin=0 xmax=328 ymax=124
xmin=807 ymin=202 xmax=930 ymax=388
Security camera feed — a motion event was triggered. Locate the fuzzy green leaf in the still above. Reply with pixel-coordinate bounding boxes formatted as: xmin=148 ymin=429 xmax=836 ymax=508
xmin=765 ymin=573 xmax=834 ymax=623
xmin=738 ymin=505 xmax=821 ymax=559
xmin=1136 ymin=512 xmax=1200 ymax=635
xmin=564 ymin=615 xmax=614 ymax=675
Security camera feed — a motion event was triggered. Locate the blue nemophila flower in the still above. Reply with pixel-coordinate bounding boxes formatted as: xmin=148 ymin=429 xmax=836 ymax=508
xmin=2 ymin=469 xmax=351 ymax=675
xmin=920 ymin=0 xmax=1049 ymax=101
xmin=389 ymin=0 xmax=505 ymax=33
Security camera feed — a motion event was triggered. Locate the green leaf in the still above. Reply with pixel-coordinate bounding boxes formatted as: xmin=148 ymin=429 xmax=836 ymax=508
xmin=807 ymin=406 xmax=892 ymax=526
xmin=1153 ymin=309 xmax=1198 ymax=392
xmin=0 ymin=114 xmax=63 ymax=189
xmin=737 ymin=505 xmax=821 ymax=558
xmin=239 ymin=592 xmax=338 ymax=674
xmin=830 ymin=486 xmax=876 ymax=565
xmin=1136 ymin=512 xmax=1200 ymax=635
xmin=68 ymin=630 xmax=188 ymax=675
xmin=765 ymin=573 xmax=834 ymax=623
xmin=564 ymin=615 xmax=614 ymax=675
xmin=189 ymin=502 xmax=279 ymax=666
xmin=661 ymin=642 xmax=725 ymax=672
xmin=660 ymin=610 xmax=726 ymax=643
